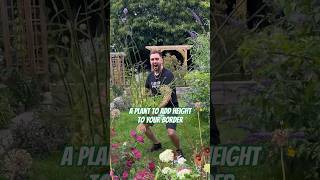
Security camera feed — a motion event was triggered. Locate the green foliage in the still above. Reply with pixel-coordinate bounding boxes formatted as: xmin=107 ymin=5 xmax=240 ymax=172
xmin=111 ymin=85 xmax=124 ymax=97
xmin=236 ymin=22 xmax=320 ymax=132
xmin=163 ymin=54 xmax=186 ymax=86
xmin=0 ymin=87 xmax=14 ymax=129
xmin=184 ymin=71 xmax=209 ymax=110
xmin=233 ymin=0 xmax=320 ymax=178
xmin=127 ymin=71 xmax=148 ymax=107
xmin=29 ymin=152 xmax=88 ymax=179
xmin=6 ymin=72 xmax=42 ymax=111
xmin=111 ymin=111 xmax=210 ymax=178
xmin=211 ymin=3 xmax=249 ymax=80
xmin=128 ymin=73 xmax=166 ymax=108
xmin=298 ymin=125 xmax=320 ymax=180
xmin=46 ymin=0 xmax=109 ymax=145
xmin=273 ymin=0 xmax=320 ymax=24
xmin=111 ymin=0 xmax=209 ymax=51
xmin=183 ymin=33 xmax=210 ymax=113
xmin=189 ymin=33 xmax=210 ymax=72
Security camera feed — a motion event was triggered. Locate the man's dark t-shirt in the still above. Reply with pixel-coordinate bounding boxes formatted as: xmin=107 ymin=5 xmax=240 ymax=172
xmin=145 ymin=68 xmax=179 ymax=107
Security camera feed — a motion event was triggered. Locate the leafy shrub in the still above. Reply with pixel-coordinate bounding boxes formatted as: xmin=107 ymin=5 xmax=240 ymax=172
xmin=110 ymin=130 xmax=150 ymax=179
xmin=183 ymin=33 xmax=210 ymax=114
xmin=188 ymin=33 xmax=210 ymax=72
xmin=112 ymin=85 xmax=124 ymax=97
xmin=236 ymin=29 xmax=320 ymax=130
xmin=184 ymin=71 xmax=209 ymax=111
xmin=127 ymin=70 xmax=147 ymax=107
xmin=233 ymin=0 xmax=320 ymax=178
xmin=6 ymin=71 xmax=42 ymax=111
xmin=11 ymin=111 xmax=69 ymax=156
xmin=1 ymin=149 xmax=33 ymax=180
xmin=163 ymin=54 xmax=186 ymax=87
xmin=0 ymin=88 xmax=14 ymax=129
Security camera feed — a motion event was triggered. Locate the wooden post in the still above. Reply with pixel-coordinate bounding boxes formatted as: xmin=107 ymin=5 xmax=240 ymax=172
xmin=0 ymin=0 xmax=12 ymax=67
xmin=24 ymin=0 xmax=36 ymax=74
xmin=110 ymin=52 xmax=126 ymax=86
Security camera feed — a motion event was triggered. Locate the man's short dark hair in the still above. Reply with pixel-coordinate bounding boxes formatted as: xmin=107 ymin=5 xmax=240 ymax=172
xmin=150 ymin=49 xmax=163 ymax=58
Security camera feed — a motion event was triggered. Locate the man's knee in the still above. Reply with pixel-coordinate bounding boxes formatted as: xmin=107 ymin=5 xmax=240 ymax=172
xmin=167 ymin=128 xmax=176 ymax=137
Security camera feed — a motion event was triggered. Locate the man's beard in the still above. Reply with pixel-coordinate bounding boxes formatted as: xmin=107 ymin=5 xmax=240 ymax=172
xmin=152 ymin=64 xmax=162 ymax=73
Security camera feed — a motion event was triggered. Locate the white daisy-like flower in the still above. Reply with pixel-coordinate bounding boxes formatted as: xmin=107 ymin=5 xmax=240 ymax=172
xmin=159 ymin=149 xmax=174 ymax=162
xmin=161 ymin=167 xmax=173 ymax=175
xmin=177 ymin=169 xmax=191 ymax=179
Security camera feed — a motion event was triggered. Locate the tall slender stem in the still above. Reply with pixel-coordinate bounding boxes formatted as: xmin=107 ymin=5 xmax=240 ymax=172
xmin=84 ymin=0 xmax=107 ymax=142
xmin=62 ymin=0 xmax=94 ymax=144
xmin=280 ymin=147 xmax=286 ymax=180
xmin=197 ymin=111 xmax=203 ymax=147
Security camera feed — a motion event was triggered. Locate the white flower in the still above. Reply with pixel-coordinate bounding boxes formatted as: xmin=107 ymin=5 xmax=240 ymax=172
xmin=111 ymin=109 xmax=121 ymax=119
xmin=177 ymin=169 xmax=191 ymax=179
xmin=203 ymin=164 xmax=210 ymax=173
xmin=177 ymin=157 xmax=187 ymax=164
xmin=159 ymin=149 xmax=174 ymax=162
xmin=161 ymin=167 xmax=173 ymax=175
xmin=123 ymin=142 xmax=127 ymax=146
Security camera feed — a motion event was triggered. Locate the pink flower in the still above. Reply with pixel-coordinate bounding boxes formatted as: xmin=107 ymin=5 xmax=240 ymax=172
xmin=134 ymin=170 xmax=146 ymax=180
xmin=111 ymin=128 xmax=116 ymax=137
xmin=134 ymin=169 xmax=155 ymax=180
xmin=130 ymin=130 xmax=137 ymax=138
xmin=126 ymin=159 xmax=133 ymax=168
xmin=136 ymin=135 xmax=144 ymax=143
xmin=110 ymin=170 xmax=119 ymax=180
xmin=122 ymin=171 xmax=129 ymax=180
xmin=111 ymin=154 xmax=119 ymax=163
xmin=148 ymin=161 xmax=155 ymax=172
xmin=111 ymin=143 xmax=119 ymax=149
xmin=131 ymin=147 xmax=141 ymax=160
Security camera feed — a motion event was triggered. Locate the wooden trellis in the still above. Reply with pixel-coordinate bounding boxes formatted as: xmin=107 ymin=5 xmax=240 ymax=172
xmin=0 ymin=0 xmax=48 ymax=75
xmin=110 ymin=52 xmax=126 ymax=86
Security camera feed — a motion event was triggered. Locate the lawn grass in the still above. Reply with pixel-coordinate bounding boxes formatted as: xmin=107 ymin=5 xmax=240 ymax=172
xmin=29 ymin=152 xmax=87 ymax=180
xmin=111 ymin=110 xmax=210 ymax=167
xmin=26 ymin=151 xmax=109 ymax=180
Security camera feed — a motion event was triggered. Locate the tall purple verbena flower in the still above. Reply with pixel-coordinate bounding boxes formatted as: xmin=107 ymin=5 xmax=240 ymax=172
xmin=189 ymin=8 xmax=203 ymax=26
xmin=123 ymin=8 xmax=128 ymax=15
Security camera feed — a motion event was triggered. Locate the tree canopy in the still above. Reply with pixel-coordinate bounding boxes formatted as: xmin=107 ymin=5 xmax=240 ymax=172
xmin=110 ymin=0 xmax=209 ymax=56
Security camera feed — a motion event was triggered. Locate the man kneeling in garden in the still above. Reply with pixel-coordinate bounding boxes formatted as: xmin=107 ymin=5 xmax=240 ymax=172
xmin=137 ymin=49 xmax=184 ymax=159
